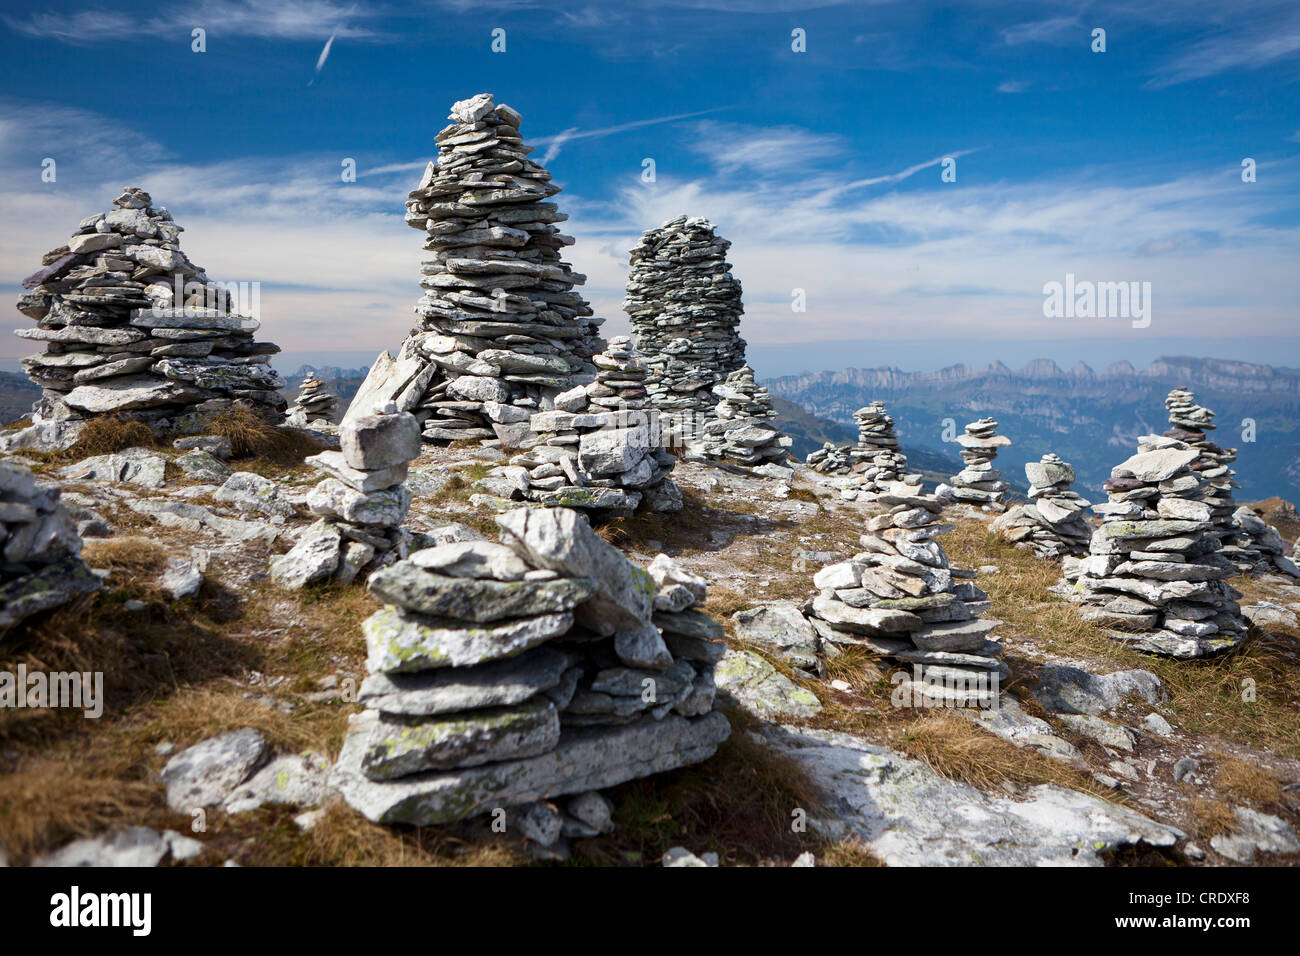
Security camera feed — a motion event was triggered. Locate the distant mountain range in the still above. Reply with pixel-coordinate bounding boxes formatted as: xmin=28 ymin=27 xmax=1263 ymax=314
xmin=765 ymin=356 xmax=1300 ymax=501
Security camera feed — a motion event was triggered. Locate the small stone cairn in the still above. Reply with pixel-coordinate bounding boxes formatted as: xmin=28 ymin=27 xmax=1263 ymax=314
xmin=806 ymin=402 xmax=920 ymax=500
xmin=1060 ymin=435 xmax=1246 ymax=658
xmin=285 ymin=376 xmax=338 ymax=428
xmin=1231 ymin=506 xmax=1300 ymax=577
xmin=329 ymin=507 xmax=731 ymax=851
xmin=480 ymin=337 xmax=682 ymax=515
xmin=695 ymin=365 xmax=792 ymax=474
xmin=624 ymin=215 xmax=746 ymax=439
xmin=7 ymin=187 xmax=284 ymax=452
xmin=344 ymin=93 xmax=604 ymax=447
xmin=271 ymin=404 xmax=422 ymax=588
xmin=802 ymin=488 xmax=1005 ymax=707
xmin=936 ymin=418 xmax=1011 ymax=509
xmin=991 ymin=453 xmax=1092 ymax=559
xmin=1 ymin=462 xmax=101 ymax=631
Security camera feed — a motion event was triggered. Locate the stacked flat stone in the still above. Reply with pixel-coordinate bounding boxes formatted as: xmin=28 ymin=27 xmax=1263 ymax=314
xmin=285 ymin=377 xmax=338 ymax=428
xmin=937 ymin=418 xmax=1011 ymax=508
xmin=329 ymin=507 xmax=731 ymax=841
xmin=696 ymin=365 xmax=792 ymax=471
xmin=0 ymin=462 xmax=101 ymax=631
xmin=990 ymin=454 xmax=1092 ymax=559
xmin=805 ymin=402 xmax=920 ymax=498
xmin=1162 ymin=388 xmax=1242 ymax=560
xmin=803 ymin=488 xmax=1005 ymax=706
xmin=624 ymin=216 xmax=746 ymax=438
xmin=483 ymin=337 xmax=682 ymax=515
xmin=270 ymin=405 xmax=422 ymax=588
xmin=1230 ymin=506 xmax=1300 ymax=577
xmin=345 ymin=93 xmax=604 ymax=447
xmin=1060 ymin=435 xmax=1246 ymax=658
xmin=8 ymin=187 xmax=284 ymax=451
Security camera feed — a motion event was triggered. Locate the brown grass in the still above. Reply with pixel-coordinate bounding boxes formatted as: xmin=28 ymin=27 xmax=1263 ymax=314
xmin=941 ymin=516 xmax=1300 ymax=758
xmin=82 ymin=537 xmax=168 ymax=576
xmin=208 ymin=408 xmax=322 ymax=465
xmin=67 ymin=416 xmax=160 ymax=457
xmin=1214 ymin=756 xmax=1286 ymax=809
xmin=896 ymin=710 xmax=1121 ymax=801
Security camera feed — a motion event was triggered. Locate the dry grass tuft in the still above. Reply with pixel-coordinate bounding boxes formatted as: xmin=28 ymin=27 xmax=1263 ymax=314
xmin=208 ymin=408 xmax=322 ymax=465
xmin=67 ymin=416 xmax=160 ymax=457
xmin=258 ymin=802 xmax=528 ymax=867
xmin=1213 ymin=756 xmax=1286 ymax=809
xmin=81 ymin=537 xmax=168 ymax=576
xmin=0 ymin=757 xmax=157 ymax=864
xmin=897 ymin=711 xmax=1119 ymax=800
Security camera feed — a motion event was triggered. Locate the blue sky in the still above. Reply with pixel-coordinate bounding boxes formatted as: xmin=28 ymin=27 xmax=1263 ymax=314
xmin=2 ymin=0 xmax=1298 ymax=378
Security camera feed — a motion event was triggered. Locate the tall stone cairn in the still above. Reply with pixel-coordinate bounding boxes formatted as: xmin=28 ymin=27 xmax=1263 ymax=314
xmin=1060 ymin=435 xmax=1246 ymax=658
xmin=329 ymin=507 xmax=731 ymax=848
xmin=270 ymin=405 xmax=422 ymax=588
xmin=937 ymin=418 xmax=1011 ymax=508
xmin=482 ymin=336 xmax=683 ymax=515
xmin=285 ymin=376 xmax=338 ymax=428
xmin=624 ymin=215 xmax=746 ymax=440
xmin=8 ymin=187 xmax=284 ymax=451
xmin=803 ymin=487 xmax=1005 ymax=707
xmin=806 ymin=401 xmax=920 ymax=499
xmin=991 ymin=453 xmax=1092 ymax=559
xmin=697 ymin=365 xmax=792 ymax=471
xmin=345 ymin=93 xmax=604 ymax=447
xmin=1 ymin=462 xmax=101 ymax=631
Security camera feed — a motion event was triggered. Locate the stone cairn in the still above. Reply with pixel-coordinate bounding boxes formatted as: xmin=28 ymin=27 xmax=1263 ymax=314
xmin=270 ymin=405 xmax=422 ymax=589
xmin=1231 ymin=506 xmax=1300 ymax=577
xmin=936 ymin=418 xmax=1011 ymax=509
xmin=7 ymin=187 xmax=284 ymax=452
xmin=285 ymin=376 xmax=338 ymax=428
xmin=345 ymin=93 xmax=604 ymax=447
xmin=802 ymin=487 xmax=1005 ymax=706
xmin=329 ymin=507 xmax=731 ymax=853
xmin=1060 ymin=435 xmax=1246 ymax=658
xmin=482 ymin=337 xmax=683 ymax=515
xmin=1162 ymin=387 xmax=1298 ymax=577
xmin=0 ymin=462 xmax=101 ymax=631
xmin=806 ymin=402 xmax=920 ymax=499
xmin=624 ymin=215 xmax=746 ymax=444
xmin=991 ymin=453 xmax=1092 ymax=559
xmin=697 ymin=365 xmax=792 ymax=473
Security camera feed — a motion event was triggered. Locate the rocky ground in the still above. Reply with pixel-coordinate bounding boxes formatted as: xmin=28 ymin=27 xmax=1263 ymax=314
xmin=2 ymin=428 xmax=1298 ymax=867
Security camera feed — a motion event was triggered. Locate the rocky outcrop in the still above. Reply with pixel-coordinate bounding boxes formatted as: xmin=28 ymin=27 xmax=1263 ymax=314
xmin=936 ymin=418 xmax=1011 ymax=509
xmin=991 ymin=453 xmax=1091 ymax=558
xmin=805 ymin=401 xmax=919 ymax=500
xmin=6 ymin=187 xmax=284 ymax=452
xmin=330 ymin=508 xmax=730 ymax=843
xmin=0 ymin=461 xmax=101 ymax=631
xmin=759 ymin=725 xmax=1184 ymax=866
xmin=1060 ymin=436 xmax=1247 ymax=657
xmin=270 ymin=404 xmax=422 ymax=588
xmin=479 ymin=337 xmax=683 ymax=516
xmin=803 ymin=487 xmax=1006 ymax=706
xmin=342 ymin=93 xmax=604 ymax=447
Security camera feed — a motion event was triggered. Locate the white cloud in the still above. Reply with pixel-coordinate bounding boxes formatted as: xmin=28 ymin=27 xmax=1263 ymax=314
xmin=996 ymin=79 xmax=1030 ymax=93
xmin=7 ymin=0 xmax=382 ymax=44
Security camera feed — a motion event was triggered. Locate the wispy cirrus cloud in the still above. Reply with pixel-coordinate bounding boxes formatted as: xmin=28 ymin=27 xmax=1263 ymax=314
xmin=6 ymin=0 xmax=382 ymax=44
